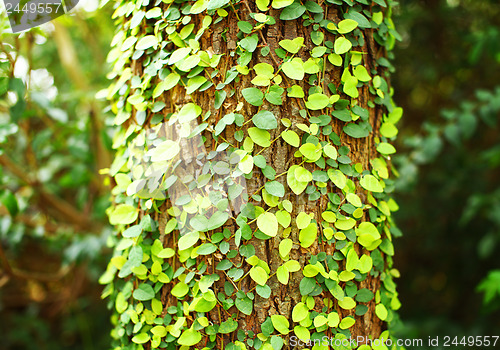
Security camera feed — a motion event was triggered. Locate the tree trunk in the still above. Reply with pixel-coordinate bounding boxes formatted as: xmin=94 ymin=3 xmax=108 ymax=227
xmin=102 ymin=0 xmax=403 ymax=349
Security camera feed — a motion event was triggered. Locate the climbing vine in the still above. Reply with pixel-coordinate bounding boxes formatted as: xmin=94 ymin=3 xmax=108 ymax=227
xmin=100 ymin=0 xmax=403 ymax=349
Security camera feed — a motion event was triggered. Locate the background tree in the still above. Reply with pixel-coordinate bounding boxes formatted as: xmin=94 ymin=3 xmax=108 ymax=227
xmin=101 ymin=0 xmax=402 ymax=349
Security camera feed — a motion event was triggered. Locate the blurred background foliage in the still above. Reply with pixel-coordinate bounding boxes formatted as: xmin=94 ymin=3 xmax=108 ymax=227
xmin=0 ymin=0 xmax=500 ymax=349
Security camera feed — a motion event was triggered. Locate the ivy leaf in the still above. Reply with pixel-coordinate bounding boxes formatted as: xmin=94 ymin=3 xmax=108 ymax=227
xmin=178 ymin=231 xmax=200 ymax=251
xmin=133 ymin=283 xmax=155 ymax=301
xmin=279 ymin=37 xmax=304 ymax=54
xmin=271 ymin=0 xmax=294 ymax=9
xmin=327 ymin=169 xmax=347 ymax=189
xmin=235 ymin=296 xmax=253 ymax=315
xmin=240 ymin=34 xmax=259 ymax=52
xmin=132 ymin=333 xmax=150 ymax=344
xmin=277 ymin=265 xmax=289 ymax=284
xmin=250 ymin=266 xmax=269 ymax=285
xmin=265 ymin=181 xmax=285 ymax=197
xmin=207 ymin=0 xmax=231 ymax=10
xmin=377 ymin=142 xmax=396 ymax=154
xmin=253 ymin=110 xmax=278 ymax=130
xmin=282 ymin=59 xmax=304 ymax=80
xmin=296 ymin=212 xmax=311 ymax=229
xmin=136 ymin=35 xmax=158 ymax=50
xmin=109 ymin=204 xmax=138 ymax=225
xmin=279 ymin=239 xmax=293 ymax=257
xmin=287 ymin=85 xmax=304 ymax=98
xmin=294 ymin=166 xmax=312 ymax=182
xmin=257 ymin=212 xmax=278 ymax=237
xmin=305 ymin=93 xmax=329 ymax=110
xmin=178 ymin=328 xmax=202 ymax=346
xmin=171 ymin=282 xmax=189 ymax=298
xmin=345 ymin=10 xmax=371 ymax=28
xmin=287 ymin=165 xmax=308 ymax=195
xmin=292 ymin=303 xmax=309 ymax=322
xmin=334 ymin=37 xmax=352 ymax=55
xmin=168 ymin=47 xmax=191 ymax=65
xmin=299 ymin=222 xmax=317 ymax=248
xmin=354 ymin=65 xmax=371 ymax=82
xmin=375 ymin=304 xmax=388 ymax=320
xmin=360 ymin=174 xmax=384 ymax=192
xmin=343 ymin=123 xmax=369 ymax=138
xmin=271 ymin=315 xmax=290 ymax=334
xmin=248 ymin=127 xmax=271 ymax=147
xmin=343 ymin=76 xmax=359 ymax=98
xmin=337 ymin=19 xmax=358 ymax=34
xmin=242 ymin=87 xmax=264 ymax=106
xmin=280 ymin=2 xmax=306 ymax=20
xmin=299 ymin=143 xmax=322 ymax=162
xmin=281 ymin=130 xmax=300 ymax=147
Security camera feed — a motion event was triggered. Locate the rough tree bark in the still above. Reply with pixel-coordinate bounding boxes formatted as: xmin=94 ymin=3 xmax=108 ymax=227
xmin=101 ymin=0 xmax=402 ymax=349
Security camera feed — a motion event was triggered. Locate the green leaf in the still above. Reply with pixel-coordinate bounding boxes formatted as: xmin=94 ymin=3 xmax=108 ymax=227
xmin=265 ymin=181 xmax=285 ymax=197
xmin=287 ymin=165 xmax=308 ymax=195
xmin=327 ymin=169 xmax=347 ymax=189
xmin=294 ymin=326 xmax=310 ymax=341
xmin=281 ymin=130 xmax=300 ymax=147
xmin=305 ymin=93 xmax=329 ymax=110
xmin=299 ymin=143 xmax=322 ymax=162
xmin=178 ymin=102 xmax=202 ymax=123
xmin=235 ymin=296 xmax=253 ymax=315
xmin=271 ymin=315 xmax=290 ymax=335
xmin=377 ymin=142 xmax=396 ymax=154
xmin=178 ymin=231 xmax=200 ymax=251
xmin=248 ymin=127 xmax=271 ymax=147
xmin=288 ymin=85 xmax=304 ymax=98
xmin=257 ymin=212 xmax=279 ymax=237
xmin=242 ymin=88 xmax=264 ymax=106
xmin=109 ymin=204 xmax=138 ymax=225
xmin=168 ymin=47 xmax=191 ymax=65
xmin=339 ymin=316 xmax=356 ymax=329
xmin=335 ymin=218 xmax=356 ymax=231
xmin=178 ymin=328 xmax=202 ymax=346
xmin=132 ymin=333 xmax=150 ymax=344
xmin=338 ymin=19 xmax=358 ymax=34
xmin=254 ymin=63 xmax=274 ymax=78
xmin=133 ymin=283 xmax=155 ymax=301
xmin=219 ymin=318 xmax=238 ymax=333
xmin=271 ymin=0 xmax=293 ymax=9
xmin=294 ymin=166 xmax=312 ymax=182
xmin=207 ymin=0 xmax=231 ymax=10
xmin=257 ymin=0 xmax=270 ymax=10
xmin=375 ymin=304 xmax=388 ymax=320
xmin=354 ymin=65 xmax=371 ymax=82
xmin=282 ymin=59 xmax=304 ymax=80
xmin=253 ymin=110 xmax=278 ymax=130
xmin=380 ymin=123 xmax=398 ymax=138
xmin=356 ymin=288 xmax=374 ymax=303
xmin=328 ymin=53 xmax=343 ymax=66
xmin=279 ymin=238 xmax=293 ymax=257
xmin=343 ymin=123 xmax=369 ymax=138
xmin=360 ymin=175 xmax=384 ymax=192
xmin=323 ymin=144 xmax=338 ymax=160
xmin=344 ymin=11 xmax=371 ymax=28
xmin=238 ymin=21 xmax=253 ymax=34
xmin=277 ymin=265 xmax=289 ymax=284
xmin=343 ymin=76 xmax=359 ymax=98
xmin=171 ymin=282 xmax=189 ymax=298
xmin=280 ymin=2 xmax=306 ymax=20
xmin=334 ymin=37 xmax=352 ymax=55
xmin=153 ymin=73 xmax=180 ymax=97
xmin=279 ymin=37 xmax=304 ymax=54
xmin=240 ymin=34 xmax=259 ymax=52
xmin=296 ymin=212 xmax=311 ymax=229
xmin=299 ymin=223 xmax=317 ymax=248
xmin=292 ymin=302 xmax=309 ymax=322
xmin=136 ymin=35 xmax=158 ymax=50
xmin=250 ymin=266 xmax=269 ymax=285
